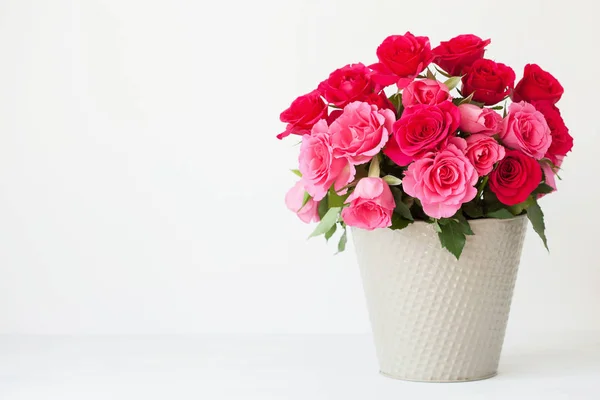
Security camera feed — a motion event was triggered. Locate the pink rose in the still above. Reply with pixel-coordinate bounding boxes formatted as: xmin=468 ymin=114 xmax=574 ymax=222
xmin=278 ymin=90 xmax=328 ymax=139
xmin=341 ymin=177 xmax=395 ymax=230
xmin=384 ymin=101 xmax=460 ymax=166
xmin=298 ymin=120 xmax=355 ymax=201
xmin=285 ymin=181 xmax=320 ymax=223
xmin=458 ymin=104 xmax=502 ymax=135
xmin=540 ymin=162 xmax=557 ymax=195
xmin=465 ymin=134 xmax=506 ymax=176
xmin=317 ymin=63 xmax=377 ymax=108
xmin=329 ymin=101 xmax=396 ymax=165
xmin=402 ymin=79 xmax=450 ymax=108
xmin=501 ymin=101 xmax=552 ymax=160
xmin=402 ymin=142 xmax=478 ymax=219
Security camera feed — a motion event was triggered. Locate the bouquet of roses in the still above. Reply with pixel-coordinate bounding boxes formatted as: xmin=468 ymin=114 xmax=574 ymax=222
xmin=278 ymin=33 xmax=573 ymax=259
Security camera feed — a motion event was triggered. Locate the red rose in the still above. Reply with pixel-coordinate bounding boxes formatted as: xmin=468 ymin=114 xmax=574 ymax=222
xmin=489 ymin=149 xmax=542 ymax=206
xmin=278 ymin=90 xmax=327 ymax=139
xmin=533 ymin=101 xmax=573 ymax=163
xmin=433 ymin=34 xmax=491 ymax=76
xmin=317 ymin=63 xmax=377 ymax=108
xmin=384 ymin=101 xmax=460 ymax=166
xmin=461 ymin=59 xmax=515 ymax=105
xmin=370 ymin=32 xmax=434 ymax=89
xmin=513 ymin=64 xmax=564 ymax=104
xmin=365 ymin=91 xmax=396 ymax=112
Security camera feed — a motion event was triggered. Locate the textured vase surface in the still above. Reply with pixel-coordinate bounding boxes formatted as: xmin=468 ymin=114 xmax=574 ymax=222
xmin=352 ymin=216 xmax=528 ymax=382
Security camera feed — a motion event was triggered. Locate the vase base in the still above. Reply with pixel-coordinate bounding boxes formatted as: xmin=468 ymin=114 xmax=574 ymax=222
xmin=379 ymin=370 xmax=497 ymax=383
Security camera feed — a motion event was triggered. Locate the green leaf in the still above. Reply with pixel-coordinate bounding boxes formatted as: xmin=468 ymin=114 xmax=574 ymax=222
xmin=388 ymin=93 xmax=404 ymax=118
xmin=382 ymin=175 xmax=402 ymax=186
xmin=290 ymin=169 xmax=302 ymax=177
xmin=390 ymin=213 xmax=411 ymax=230
xmin=527 ymin=200 xmax=548 ymax=251
xmin=489 ymin=105 xmax=504 ymax=110
xmin=317 ymin=196 xmax=329 ymax=219
xmin=437 ymin=221 xmax=467 ymax=260
xmin=534 ymin=183 xmax=554 ymax=195
xmin=432 ymin=220 xmax=442 ymax=233
xmin=390 ymin=187 xmax=413 ymax=221
xmin=463 ymin=201 xmax=484 ymax=218
xmin=434 ymin=66 xmax=452 ymax=78
xmin=486 ymin=208 xmax=515 ymax=219
xmin=426 ymin=68 xmax=436 ymax=80
xmin=309 ymin=207 xmax=341 ymax=238
xmin=328 ymin=189 xmax=347 ymax=208
xmin=336 ymin=227 xmax=347 ymax=253
xmin=298 ymin=191 xmax=311 ymax=211
xmin=324 ymin=223 xmax=337 ymax=242
xmin=368 ymin=154 xmax=380 ymax=177
xmin=457 ymin=92 xmax=475 ymax=105
xmin=508 ymin=196 xmax=535 ymax=215
xmin=443 ymin=76 xmax=462 ymax=91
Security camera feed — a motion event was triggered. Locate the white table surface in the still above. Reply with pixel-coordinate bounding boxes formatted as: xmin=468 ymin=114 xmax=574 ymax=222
xmin=0 ymin=331 xmax=599 ymax=399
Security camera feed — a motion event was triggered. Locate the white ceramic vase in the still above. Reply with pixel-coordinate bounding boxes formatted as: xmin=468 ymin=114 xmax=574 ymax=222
xmin=352 ymin=216 xmax=528 ymax=382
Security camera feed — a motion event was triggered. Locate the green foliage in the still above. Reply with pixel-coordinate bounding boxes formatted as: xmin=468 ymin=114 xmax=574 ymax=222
xmin=443 ymin=76 xmax=462 ymax=91
xmin=317 ymin=196 xmax=329 ymax=219
xmin=368 ymin=154 xmax=380 ymax=177
xmin=436 ymin=213 xmax=473 ymax=260
xmin=486 ymin=208 xmax=515 ymax=219
xmin=328 ymin=189 xmax=348 ymax=208
xmin=290 ymin=169 xmax=302 ymax=177
xmin=434 ymin=66 xmax=452 ymax=78
xmin=390 ymin=213 xmax=411 ymax=230
xmin=426 ymin=68 xmax=436 ymax=80
xmin=388 ymin=93 xmax=404 ymax=118
xmin=336 ymin=227 xmax=347 ymax=253
xmin=382 ymin=175 xmax=402 ymax=186
xmin=309 ymin=207 xmax=341 ymax=238
xmin=324 ymin=224 xmax=337 ymax=242
xmin=527 ymin=199 xmax=549 ymax=250
xmin=299 ymin=191 xmax=311 ymax=211
xmin=507 ymin=197 xmax=535 ymax=215
xmin=390 ymin=187 xmax=414 ymax=221
xmin=534 ymin=183 xmax=554 ymax=195
xmin=463 ymin=201 xmax=484 ymax=218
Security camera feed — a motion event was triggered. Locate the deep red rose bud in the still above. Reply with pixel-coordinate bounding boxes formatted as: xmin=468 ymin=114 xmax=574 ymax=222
xmin=433 ymin=34 xmax=491 ymax=76
xmin=489 ymin=149 xmax=542 ymax=206
xmin=533 ymin=101 xmax=573 ymax=163
xmin=461 ymin=59 xmax=515 ymax=105
xmin=278 ymin=90 xmax=328 ymax=139
xmin=513 ymin=64 xmax=564 ymax=104
xmin=317 ymin=63 xmax=377 ymax=108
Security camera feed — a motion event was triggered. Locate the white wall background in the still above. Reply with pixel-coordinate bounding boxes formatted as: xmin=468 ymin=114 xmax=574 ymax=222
xmin=0 ymin=0 xmax=597 ymax=335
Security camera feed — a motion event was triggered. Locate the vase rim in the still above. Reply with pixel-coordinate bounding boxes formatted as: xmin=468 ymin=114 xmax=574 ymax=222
xmin=406 ymin=214 xmax=527 ymax=226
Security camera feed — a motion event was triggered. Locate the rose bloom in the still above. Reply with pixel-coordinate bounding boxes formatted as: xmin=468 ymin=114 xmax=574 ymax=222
xmin=513 ymin=64 xmax=564 ymax=104
xmin=329 ymin=101 xmax=395 ymax=165
xmin=533 ymin=101 xmax=573 ymax=163
xmin=501 ymin=101 xmax=551 ymax=160
xmin=402 ymin=79 xmax=450 ymax=108
xmin=489 ymin=149 xmax=542 ymax=205
xmin=284 ymin=181 xmax=320 ymax=223
xmin=317 ymin=63 xmax=377 ymax=108
xmin=384 ymin=101 xmax=460 ymax=166
xmin=465 ymin=134 xmax=505 ymax=176
xmin=458 ymin=103 xmax=502 ymax=135
xmin=432 ymin=34 xmax=491 ymax=76
xmin=298 ymin=120 xmax=355 ymax=201
xmin=341 ymin=177 xmax=395 ymax=230
xmin=461 ymin=59 xmax=515 ymax=105
xmin=278 ymin=90 xmax=327 ymax=139
xmin=402 ymin=140 xmax=478 ymax=219
xmin=370 ymin=32 xmax=434 ymax=88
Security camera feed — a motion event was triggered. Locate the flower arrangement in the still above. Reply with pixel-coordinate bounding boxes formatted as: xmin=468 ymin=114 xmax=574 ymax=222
xmin=279 ymin=33 xmax=572 ymax=259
